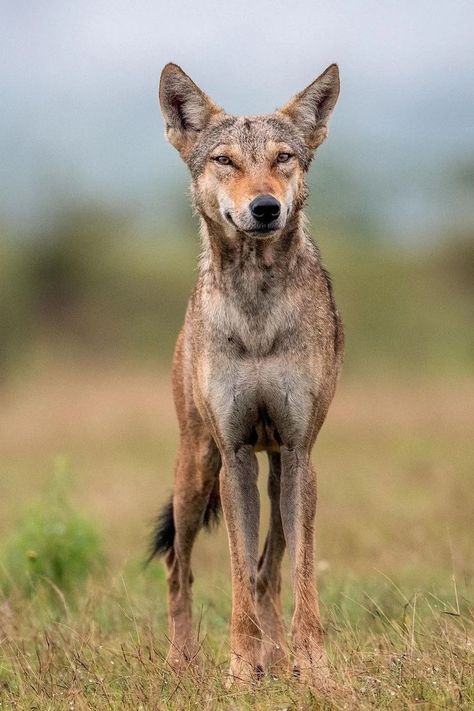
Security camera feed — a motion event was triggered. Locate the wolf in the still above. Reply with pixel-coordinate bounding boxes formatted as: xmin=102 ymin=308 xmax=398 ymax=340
xmin=150 ymin=62 xmax=343 ymax=687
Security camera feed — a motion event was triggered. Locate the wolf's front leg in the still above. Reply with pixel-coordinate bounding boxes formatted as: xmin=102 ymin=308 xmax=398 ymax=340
xmin=220 ymin=444 xmax=263 ymax=684
xmin=280 ymin=445 xmax=330 ymax=689
xmin=257 ymin=452 xmax=287 ymax=672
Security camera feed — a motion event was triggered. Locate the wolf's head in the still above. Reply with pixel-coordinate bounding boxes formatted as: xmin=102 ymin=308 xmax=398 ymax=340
xmin=159 ymin=63 xmax=339 ymax=239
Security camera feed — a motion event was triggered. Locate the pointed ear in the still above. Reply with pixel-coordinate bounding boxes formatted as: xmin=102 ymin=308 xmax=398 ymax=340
xmin=159 ymin=63 xmax=222 ymax=157
xmin=279 ymin=64 xmax=340 ymax=149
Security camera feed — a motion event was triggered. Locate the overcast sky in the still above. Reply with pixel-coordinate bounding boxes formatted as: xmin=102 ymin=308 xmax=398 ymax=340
xmin=2 ymin=0 xmax=474 ymax=235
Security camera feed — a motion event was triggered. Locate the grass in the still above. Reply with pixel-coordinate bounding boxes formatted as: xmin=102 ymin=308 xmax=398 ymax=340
xmin=0 ymin=576 xmax=471 ymax=709
xmin=0 ymin=456 xmax=105 ymax=601
xmin=0 ymin=364 xmax=473 ymax=708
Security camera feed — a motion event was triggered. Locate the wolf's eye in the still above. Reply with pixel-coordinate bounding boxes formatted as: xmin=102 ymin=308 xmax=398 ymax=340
xmin=213 ymin=155 xmax=232 ymax=166
xmin=276 ymin=152 xmax=292 ymax=163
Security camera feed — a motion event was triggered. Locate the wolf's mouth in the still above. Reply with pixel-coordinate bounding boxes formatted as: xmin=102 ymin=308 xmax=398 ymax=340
xmin=247 ymin=226 xmax=279 ymax=235
xmin=224 ymin=211 xmax=280 ymax=236
xmin=224 ymin=211 xmax=236 ymax=227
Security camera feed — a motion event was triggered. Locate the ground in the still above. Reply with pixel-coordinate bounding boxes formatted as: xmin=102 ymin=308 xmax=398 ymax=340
xmin=0 ymin=363 xmax=472 ymax=709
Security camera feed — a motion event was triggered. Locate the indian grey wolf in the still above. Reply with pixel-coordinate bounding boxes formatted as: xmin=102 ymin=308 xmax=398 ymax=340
xmin=150 ymin=62 xmax=343 ymax=688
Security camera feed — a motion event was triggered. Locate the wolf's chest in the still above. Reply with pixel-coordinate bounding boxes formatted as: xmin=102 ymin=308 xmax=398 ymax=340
xmin=205 ymin=288 xmax=295 ymax=357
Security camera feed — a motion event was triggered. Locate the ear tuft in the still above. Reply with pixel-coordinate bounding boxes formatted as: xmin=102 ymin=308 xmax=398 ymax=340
xmin=159 ymin=64 xmax=221 ymax=156
xmin=280 ymin=64 xmax=340 ymax=149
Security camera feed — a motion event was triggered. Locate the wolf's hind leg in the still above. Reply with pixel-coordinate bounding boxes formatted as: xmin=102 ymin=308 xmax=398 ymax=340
xmin=158 ymin=437 xmax=220 ymax=668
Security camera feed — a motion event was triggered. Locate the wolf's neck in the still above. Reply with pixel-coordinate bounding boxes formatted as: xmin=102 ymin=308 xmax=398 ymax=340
xmin=198 ymin=212 xmax=311 ymax=289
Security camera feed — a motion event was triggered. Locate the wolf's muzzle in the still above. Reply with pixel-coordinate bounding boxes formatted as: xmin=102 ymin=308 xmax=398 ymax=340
xmin=249 ymin=195 xmax=281 ymax=224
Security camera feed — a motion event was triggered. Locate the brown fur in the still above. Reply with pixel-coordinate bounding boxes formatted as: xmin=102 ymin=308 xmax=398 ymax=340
xmin=152 ymin=62 xmax=343 ymax=688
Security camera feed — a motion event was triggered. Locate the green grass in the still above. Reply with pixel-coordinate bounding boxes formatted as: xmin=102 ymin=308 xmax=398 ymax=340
xmin=0 ymin=457 xmax=105 ymax=602
xmin=0 ymin=563 xmax=472 ymax=708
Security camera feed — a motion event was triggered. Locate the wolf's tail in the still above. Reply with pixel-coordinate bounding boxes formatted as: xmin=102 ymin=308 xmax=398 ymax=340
xmin=147 ymin=491 xmax=221 ymax=562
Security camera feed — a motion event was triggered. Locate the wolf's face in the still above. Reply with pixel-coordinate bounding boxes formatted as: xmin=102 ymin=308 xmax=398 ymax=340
xmin=159 ymin=63 xmax=339 ymax=239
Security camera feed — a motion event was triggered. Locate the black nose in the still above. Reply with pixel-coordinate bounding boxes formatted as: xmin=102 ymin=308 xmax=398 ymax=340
xmin=249 ymin=195 xmax=281 ymax=224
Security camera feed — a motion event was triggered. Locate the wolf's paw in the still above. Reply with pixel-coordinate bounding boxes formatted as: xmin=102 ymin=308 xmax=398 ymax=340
xmin=292 ymin=648 xmax=334 ymax=693
xmin=225 ymin=656 xmax=265 ymax=688
xmin=166 ymin=640 xmax=199 ymax=674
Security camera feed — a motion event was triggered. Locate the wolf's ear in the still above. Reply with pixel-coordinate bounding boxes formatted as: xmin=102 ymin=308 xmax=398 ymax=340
xmin=159 ymin=63 xmax=222 ymax=157
xmin=279 ymin=64 xmax=340 ymax=149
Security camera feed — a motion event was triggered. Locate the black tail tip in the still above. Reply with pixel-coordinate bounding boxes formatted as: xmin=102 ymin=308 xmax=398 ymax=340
xmin=147 ymin=498 xmax=175 ymax=563
xmin=146 ymin=491 xmax=221 ymax=565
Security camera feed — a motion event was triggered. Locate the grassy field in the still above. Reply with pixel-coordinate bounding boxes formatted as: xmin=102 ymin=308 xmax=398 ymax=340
xmin=0 ymin=363 xmax=472 ymax=709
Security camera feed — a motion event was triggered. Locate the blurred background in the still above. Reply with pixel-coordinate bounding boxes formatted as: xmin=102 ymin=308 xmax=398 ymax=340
xmin=0 ymin=0 xmax=473 ymax=580
xmin=1 ymin=5 xmax=473 ymax=706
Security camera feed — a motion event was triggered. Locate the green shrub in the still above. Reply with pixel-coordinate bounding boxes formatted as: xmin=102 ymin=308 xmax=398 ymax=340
xmin=0 ymin=457 xmax=105 ymax=600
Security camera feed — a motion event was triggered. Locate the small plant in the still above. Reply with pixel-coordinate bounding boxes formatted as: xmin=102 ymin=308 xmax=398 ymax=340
xmin=0 ymin=456 xmax=105 ymax=600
